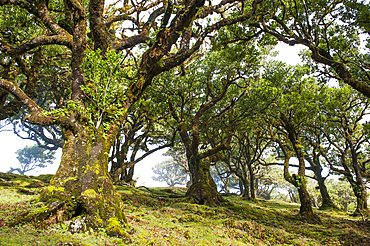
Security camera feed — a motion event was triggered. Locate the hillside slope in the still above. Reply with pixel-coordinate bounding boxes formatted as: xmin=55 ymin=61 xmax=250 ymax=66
xmin=0 ymin=173 xmax=369 ymax=245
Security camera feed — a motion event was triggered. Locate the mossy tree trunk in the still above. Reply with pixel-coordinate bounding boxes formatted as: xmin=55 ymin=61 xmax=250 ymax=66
xmin=38 ymin=124 xmax=130 ymax=238
xmin=240 ymin=177 xmax=251 ymax=199
xmin=185 ymin=155 xmax=224 ymax=205
xmin=276 ymin=115 xmax=321 ymax=224
xmin=305 ymin=151 xmax=338 ymax=210
xmin=283 ymin=152 xmax=321 ymax=223
xmin=316 ymin=173 xmax=337 ymax=210
xmin=247 ymin=162 xmax=256 ymax=200
xmin=349 ymin=146 xmax=369 ymax=216
xmin=352 ymin=181 xmax=369 ymax=216
xmin=291 ymin=146 xmax=321 ymax=223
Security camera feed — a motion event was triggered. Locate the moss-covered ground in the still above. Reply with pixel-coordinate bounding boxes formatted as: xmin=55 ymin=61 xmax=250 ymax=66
xmin=0 ymin=172 xmax=369 ymax=245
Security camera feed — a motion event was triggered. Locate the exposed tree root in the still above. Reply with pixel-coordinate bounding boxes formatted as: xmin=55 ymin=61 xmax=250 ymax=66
xmin=298 ymin=211 xmax=322 ymax=224
xmin=186 ymin=182 xmax=225 ymax=206
xmin=319 ymin=201 xmax=340 ymax=211
xmin=9 ymin=185 xmax=133 ymax=243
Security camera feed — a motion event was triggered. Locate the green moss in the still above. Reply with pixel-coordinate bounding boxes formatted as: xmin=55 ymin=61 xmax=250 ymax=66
xmin=83 ymin=161 xmax=101 ymax=175
xmin=25 ymin=205 xmax=50 ymax=218
xmin=81 ymin=189 xmax=98 ymax=199
xmin=47 ymin=185 xmax=65 ymax=193
xmin=63 ymin=176 xmax=77 ymax=184
xmin=106 ymin=217 xmax=131 ymax=241
xmin=38 ymin=185 xmax=71 ymax=205
xmin=35 ymin=174 xmax=54 ymax=184
xmin=178 ymin=213 xmax=203 ymax=223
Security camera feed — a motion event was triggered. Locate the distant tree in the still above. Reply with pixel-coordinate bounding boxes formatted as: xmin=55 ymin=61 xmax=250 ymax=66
xmin=211 ymin=163 xmax=240 ymax=194
xmin=255 ymin=165 xmax=284 ymax=200
xmin=311 ymin=87 xmax=370 ymax=216
xmin=109 ymin=99 xmax=176 ymax=184
xmin=325 ymin=178 xmax=357 ymax=213
xmin=152 ymin=158 xmax=189 ymax=187
xmin=0 ymin=120 xmax=10 ymax=132
xmin=8 ymin=145 xmax=55 ymax=175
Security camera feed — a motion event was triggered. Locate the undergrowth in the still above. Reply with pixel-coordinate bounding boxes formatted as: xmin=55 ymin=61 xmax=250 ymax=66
xmin=0 ymin=173 xmax=369 ymax=245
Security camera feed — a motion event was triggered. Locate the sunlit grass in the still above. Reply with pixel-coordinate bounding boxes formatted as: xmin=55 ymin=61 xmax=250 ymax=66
xmin=0 ymin=174 xmax=369 ymax=245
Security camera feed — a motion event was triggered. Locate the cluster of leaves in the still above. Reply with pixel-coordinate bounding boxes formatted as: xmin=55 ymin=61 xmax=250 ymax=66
xmin=81 ymin=49 xmax=133 ymax=130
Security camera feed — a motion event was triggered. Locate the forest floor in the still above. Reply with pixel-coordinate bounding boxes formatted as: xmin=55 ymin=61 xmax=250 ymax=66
xmin=0 ymin=173 xmax=369 ymax=246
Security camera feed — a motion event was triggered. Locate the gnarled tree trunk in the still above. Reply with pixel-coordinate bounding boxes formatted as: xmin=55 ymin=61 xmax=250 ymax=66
xmin=186 ymin=156 xmax=224 ymax=205
xmin=305 ymin=152 xmax=338 ymax=210
xmin=37 ymin=125 xmax=130 ymax=239
xmin=277 ymin=120 xmax=321 ymax=224
xmin=351 ymin=179 xmax=369 ymax=216
xmin=316 ymin=173 xmax=338 ymax=210
xmin=247 ymin=163 xmax=256 ymax=200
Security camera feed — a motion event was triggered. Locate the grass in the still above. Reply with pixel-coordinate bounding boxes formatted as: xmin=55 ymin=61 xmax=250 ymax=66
xmin=0 ymin=173 xmax=369 ymax=245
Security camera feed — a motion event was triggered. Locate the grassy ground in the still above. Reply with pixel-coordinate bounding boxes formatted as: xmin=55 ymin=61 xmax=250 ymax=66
xmin=0 ymin=173 xmax=369 ymax=245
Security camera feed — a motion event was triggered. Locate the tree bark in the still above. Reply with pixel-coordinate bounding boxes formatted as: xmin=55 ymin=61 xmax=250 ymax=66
xmin=34 ymin=124 xmax=130 ymax=239
xmin=241 ymin=177 xmax=251 ymax=200
xmin=293 ymin=153 xmax=321 ymax=223
xmin=351 ymin=180 xmax=369 ymax=216
xmin=294 ymin=175 xmax=319 ymax=223
xmin=316 ymin=172 xmax=337 ymax=210
xmin=122 ymin=166 xmax=135 ymax=183
xmin=247 ymin=163 xmax=256 ymax=200
xmin=306 ymin=154 xmax=338 ymax=210
xmin=278 ymin=118 xmax=321 ymax=224
xmin=185 ymin=156 xmax=224 ymax=205
xmin=350 ymin=147 xmax=369 ymax=216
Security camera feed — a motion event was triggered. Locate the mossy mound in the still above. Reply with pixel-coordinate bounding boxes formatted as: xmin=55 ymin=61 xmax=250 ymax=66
xmin=0 ymin=172 xmax=52 ymax=188
xmin=0 ymin=172 xmax=52 ymax=194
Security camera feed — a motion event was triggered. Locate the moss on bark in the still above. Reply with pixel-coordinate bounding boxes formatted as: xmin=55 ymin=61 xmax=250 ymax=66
xmin=186 ymin=182 xmax=224 ymax=206
xmin=18 ymin=127 xmax=131 ymax=239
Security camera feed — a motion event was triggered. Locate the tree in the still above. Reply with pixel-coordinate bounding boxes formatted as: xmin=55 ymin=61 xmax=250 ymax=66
xmin=212 ymin=162 xmax=240 ymax=194
xmin=312 ymin=86 xmax=370 ymax=216
xmin=254 ymin=0 xmax=370 ymax=98
xmin=108 ymin=98 xmax=176 ymax=184
xmin=225 ymin=121 xmax=272 ymax=200
xmin=264 ymin=61 xmax=323 ymax=223
xmin=0 ymin=0 xmax=263 ymax=235
xmin=325 ymin=178 xmax=357 ymax=213
xmin=9 ymin=145 xmax=55 ymax=175
xmin=303 ymin=131 xmax=339 ymax=210
xmin=151 ymin=50 xmax=240 ymax=205
xmin=152 ymin=158 xmax=189 ymax=187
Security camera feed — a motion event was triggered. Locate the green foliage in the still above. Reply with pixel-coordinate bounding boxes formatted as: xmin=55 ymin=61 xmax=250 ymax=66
xmin=0 ymin=5 xmax=43 ymax=47
xmin=315 ymin=178 xmax=357 ymax=213
xmin=81 ymin=49 xmax=132 ymax=130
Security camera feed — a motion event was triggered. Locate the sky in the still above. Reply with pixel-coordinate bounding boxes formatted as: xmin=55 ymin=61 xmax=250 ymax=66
xmin=0 ymin=42 xmax=303 ymax=186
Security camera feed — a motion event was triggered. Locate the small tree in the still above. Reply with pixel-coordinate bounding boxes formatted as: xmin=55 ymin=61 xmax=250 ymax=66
xmin=9 ymin=145 xmax=55 ymax=175
xmin=152 ymin=158 xmax=189 ymax=187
